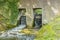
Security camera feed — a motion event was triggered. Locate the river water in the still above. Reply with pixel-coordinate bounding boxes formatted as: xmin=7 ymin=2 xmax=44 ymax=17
xmin=0 ymin=25 xmax=35 ymax=40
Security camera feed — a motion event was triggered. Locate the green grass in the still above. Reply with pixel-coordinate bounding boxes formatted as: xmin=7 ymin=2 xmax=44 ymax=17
xmin=35 ymin=16 xmax=60 ymax=40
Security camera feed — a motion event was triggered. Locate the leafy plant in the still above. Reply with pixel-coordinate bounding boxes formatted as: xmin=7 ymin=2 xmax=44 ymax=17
xmin=35 ymin=16 xmax=60 ymax=40
xmin=35 ymin=9 xmax=42 ymax=14
xmin=0 ymin=0 xmax=19 ymax=31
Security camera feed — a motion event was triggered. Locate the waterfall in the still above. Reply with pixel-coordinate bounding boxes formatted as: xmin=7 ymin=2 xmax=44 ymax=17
xmin=0 ymin=24 xmax=34 ymax=40
xmin=0 ymin=16 xmax=34 ymax=40
xmin=34 ymin=14 xmax=42 ymax=29
xmin=0 ymin=24 xmax=26 ymax=37
xmin=0 ymin=24 xmax=35 ymax=39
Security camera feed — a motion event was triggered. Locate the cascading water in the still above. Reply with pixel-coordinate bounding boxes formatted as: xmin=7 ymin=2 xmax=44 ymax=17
xmin=0 ymin=25 xmax=26 ymax=37
xmin=34 ymin=14 xmax=42 ymax=29
xmin=0 ymin=16 xmax=35 ymax=40
xmin=0 ymin=25 xmax=34 ymax=40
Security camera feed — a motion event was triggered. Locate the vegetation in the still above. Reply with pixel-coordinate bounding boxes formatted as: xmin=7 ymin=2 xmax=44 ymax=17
xmin=0 ymin=0 xmax=60 ymax=40
xmin=0 ymin=0 xmax=19 ymax=31
xmin=35 ymin=9 xmax=42 ymax=14
xmin=35 ymin=16 xmax=60 ymax=40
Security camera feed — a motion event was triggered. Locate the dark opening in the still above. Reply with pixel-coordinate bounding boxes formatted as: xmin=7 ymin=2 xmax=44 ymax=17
xmin=17 ymin=9 xmax=26 ymax=25
xmin=20 ymin=16 xmax=26 ymax=25
xmin=33 ymin=8 xmax=42 ymax=29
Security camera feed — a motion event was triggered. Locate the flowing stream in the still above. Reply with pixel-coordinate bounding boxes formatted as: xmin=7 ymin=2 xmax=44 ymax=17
xmin=0 ymin=15 xmax=35 ymax=40
xmin=0 ymin=24 xmax=35 ymax=40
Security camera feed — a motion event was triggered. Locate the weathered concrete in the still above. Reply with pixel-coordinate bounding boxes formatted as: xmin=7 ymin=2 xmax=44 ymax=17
xmin=18 ymin=0 xmax=42 ymax=28
xmin=42 ymin=0 xmax=60 ymax=24
xmin=18 ymin=0 xmax=60 ymax=26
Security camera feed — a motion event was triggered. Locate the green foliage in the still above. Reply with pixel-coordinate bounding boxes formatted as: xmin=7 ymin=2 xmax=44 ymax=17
xmin=0 ymin=0 xmax=19 ymax=31
xmin=35 ymin=16 xmax=60 ymax=40
xmin=35 ymin=9 xmax=42 ymax=14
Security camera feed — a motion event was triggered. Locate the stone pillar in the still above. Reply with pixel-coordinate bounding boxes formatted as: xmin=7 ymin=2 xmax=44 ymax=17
xmin=26 ymin=7 xmax=34 ymax=28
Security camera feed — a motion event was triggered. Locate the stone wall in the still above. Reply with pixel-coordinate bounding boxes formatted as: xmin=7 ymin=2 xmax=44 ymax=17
xmin=18 ymin=0 xmax=42 ymax=28
xmin=42 ymin=0 xmax=60 ymax=24
xmin=18 ymin=0 xmax=60 ymax=27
